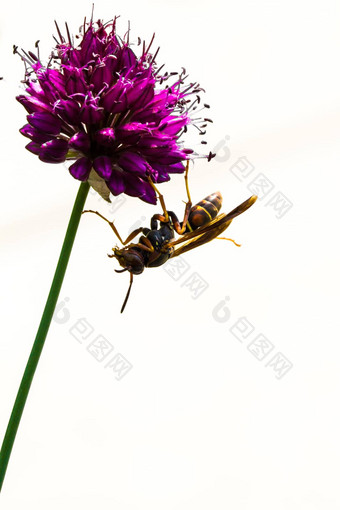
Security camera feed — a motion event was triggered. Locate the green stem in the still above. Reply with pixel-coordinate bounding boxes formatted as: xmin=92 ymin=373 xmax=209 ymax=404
xmin=0 ymin=181 xmax=90 ymax=492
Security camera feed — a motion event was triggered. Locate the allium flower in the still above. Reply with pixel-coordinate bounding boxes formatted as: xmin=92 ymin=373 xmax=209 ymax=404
xmin=16 ymin=18 xmax=212 ymax=203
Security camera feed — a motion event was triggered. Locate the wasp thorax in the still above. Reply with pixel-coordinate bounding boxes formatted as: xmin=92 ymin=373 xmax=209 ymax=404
xmin=114 ymin=248 xmax=145 ymax=275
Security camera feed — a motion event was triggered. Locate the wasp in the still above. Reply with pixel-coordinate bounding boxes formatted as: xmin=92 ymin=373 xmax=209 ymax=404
xmin=83 ymin=163 xmax=257 ymax=312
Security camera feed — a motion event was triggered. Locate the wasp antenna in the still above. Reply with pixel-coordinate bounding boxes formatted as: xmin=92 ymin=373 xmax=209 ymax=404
xmin=217 ymin=237 xmax=241 ymax=247
xmin=120 ymin=272 xmax=134 ymax=313
xmin=115 ymin=268 xmax=128 ymax=273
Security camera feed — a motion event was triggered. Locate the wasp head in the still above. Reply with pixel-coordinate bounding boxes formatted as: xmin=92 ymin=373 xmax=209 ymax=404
xmin=112 ymin=247 xmax=145 ymax=275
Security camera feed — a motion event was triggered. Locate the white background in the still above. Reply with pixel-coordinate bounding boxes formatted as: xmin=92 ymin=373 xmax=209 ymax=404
xmin=1 ymin=0 xmax=340 ymax=508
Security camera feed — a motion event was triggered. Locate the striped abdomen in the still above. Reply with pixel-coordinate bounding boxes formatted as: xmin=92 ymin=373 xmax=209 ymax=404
xmin=185 ymin=192 xmax=222 ymax=232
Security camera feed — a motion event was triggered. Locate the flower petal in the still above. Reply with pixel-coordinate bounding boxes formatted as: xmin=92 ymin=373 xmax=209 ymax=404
xmin=63 ymin=66 xmax=88 ymax=95
xmin=151 ymin=161 xmax=185 ymax=175
xmin=20 ymin=124 xmax=54 ymax=144
xmin=69 ymin=157 xmax=92 ymax=180
xmin=28 ymin=112 xmax=61 ymax=136
xmin=159 ymin=116 xmax=189 ymax=136
xmin=108 ymin=169 xmax=126 ymax=195
xmin=54 ymin=99 xmax=81 ymax=125
xmin=117 ymin=45 xmax=137 ymax=71
xmin=115 ymin=122 xmax=152 ymax=145
xmin=91 ymin=56 xmax=117 ymax=92
xmin=80 ymin=95 xmax=104 ymax=124
xmin=39 ymin=139 xmax=69 ymax=163
xmin=117 ymin=152 xmax=150 ymax=176
xmin=17 ymin=95 xmax=51 ymax=114
xmin=124 ymin=175 xmax=157 ymax=204
xmin=25 ymin=142 xmax=41 ymax=155
xmin=69 ymin=131 xmax=91 ymax=153
xmin=94 ymin=128 xmax=115 ymax=147
xmin=93 ymin=156 xmax=113 ymax=179
xmin=125 ymin=78 xmax=155 ymax=109
xmin=102 ymin=78 xmax=131 ymax=113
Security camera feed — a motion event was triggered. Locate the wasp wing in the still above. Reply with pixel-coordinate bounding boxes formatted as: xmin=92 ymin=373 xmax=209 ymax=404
xmin=168 ymin=195 xmax=257 ymax=258
xmin=170 ymin=216 xmax=233 ymax=257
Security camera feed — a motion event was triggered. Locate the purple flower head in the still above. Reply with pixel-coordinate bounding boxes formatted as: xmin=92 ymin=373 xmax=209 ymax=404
xmin=16 ymin=18 xmax=212 ymax=204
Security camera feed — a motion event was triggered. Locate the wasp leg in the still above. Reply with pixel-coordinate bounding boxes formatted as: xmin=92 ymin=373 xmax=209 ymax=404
xmin=184 ymin=160 xmax=192 ymax=204
xmin=172 ymin=160 xmax=192 ymax=234
xmin=82 ymin=209 xmax=144 ymax=245
xmin=152 ymin=162 xmax=193 ymax=234
xmin=151 ymin=206 xmax=191 ymax=234
xmin=150 ymin=213 xmax=167 ymax=229
xmin=123 ymin=228 xmax=146 ymax=245
xmin=167 ymin=205 xmax=191 ymax=235
xmin=107 ymin=235 xmax=154 ymax=258
xmin=82 ymin=210 xmax=124 ymax=243
xmin=217 ymin=236 xmax=241 ymax=247
xmin=128 ymin=236 xmax=155 ymax=253
xmin=147 ymin=177 xmax=169 ymax=222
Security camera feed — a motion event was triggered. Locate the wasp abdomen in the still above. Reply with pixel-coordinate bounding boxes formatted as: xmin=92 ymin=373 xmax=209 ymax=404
xmin=186 ymin=192 xmax=222 ymax=231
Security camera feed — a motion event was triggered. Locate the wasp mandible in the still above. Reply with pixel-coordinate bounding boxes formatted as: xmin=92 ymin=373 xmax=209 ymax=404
xmin=83 ymin=163 xmax=257 ymax=312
